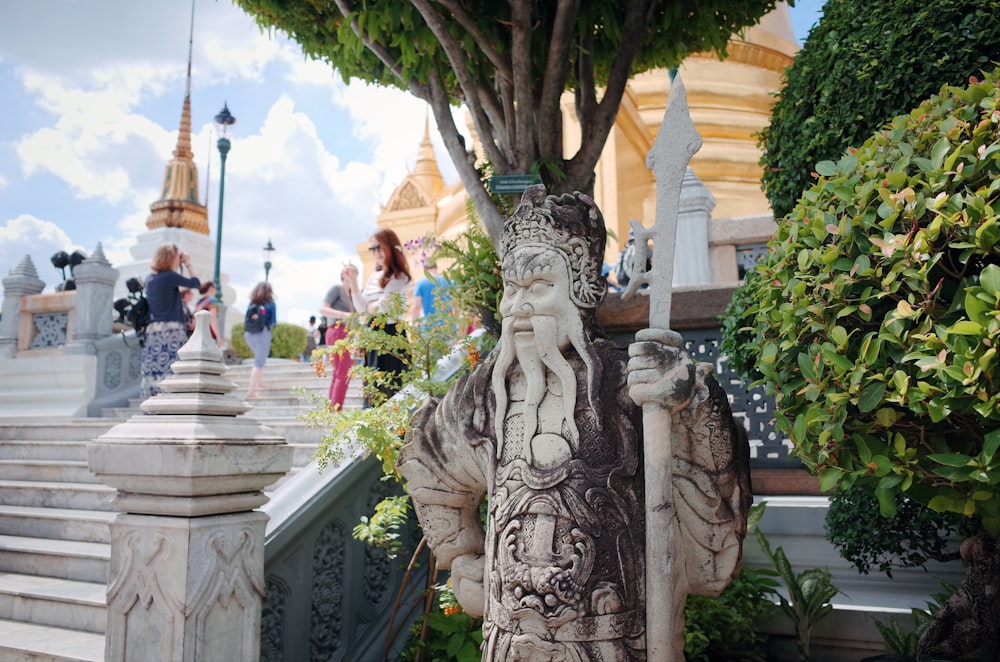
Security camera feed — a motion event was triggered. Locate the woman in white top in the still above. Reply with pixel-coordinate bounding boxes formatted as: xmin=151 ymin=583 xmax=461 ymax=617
xmin=343 ymin=228 xmax=412 ymax=405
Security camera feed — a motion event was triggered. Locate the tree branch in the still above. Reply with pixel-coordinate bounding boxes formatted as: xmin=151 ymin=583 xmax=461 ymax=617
xmin=432 ymin=0 xmax=513 ymax=84
xmin=509 ymin=0 xmax=537 ymax=170
xmin=537 ymin=0 xmax=581 ymax=159
xmin=567 ymin=0 xmax=650 ymax=187
xmin=410 ymin=0 xmax=510 ymax=172
xmin=331 ymin=0 xmax=411 ymax=88
xmin=426 ymin=68 xmax=505 ymax=244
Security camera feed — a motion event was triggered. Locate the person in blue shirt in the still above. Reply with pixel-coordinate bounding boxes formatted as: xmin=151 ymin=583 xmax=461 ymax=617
xmin=141 ymin=243 xmax=201 ymax=400
xmin=244 ymin=281 xmax=277 ymax=398
xmin=408 ymin=254 xmax=450 ymax=326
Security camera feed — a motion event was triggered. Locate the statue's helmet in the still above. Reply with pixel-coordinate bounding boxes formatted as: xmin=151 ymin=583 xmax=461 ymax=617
xmin=498 ymin=185 xmax=607 ymax=309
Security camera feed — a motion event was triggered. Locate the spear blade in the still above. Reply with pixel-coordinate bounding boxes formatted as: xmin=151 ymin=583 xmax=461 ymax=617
xmin=622 ymin=74 xmax=703 ymax=332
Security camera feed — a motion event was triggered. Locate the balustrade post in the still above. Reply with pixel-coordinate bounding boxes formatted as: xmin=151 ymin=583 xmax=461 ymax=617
xmin=0 ymin=256 xmax=45 ymax=359
xmin=68 ymin=244 xmax=119 ymax=349
xmin=88 ymin=311 xmax=293 ymax=661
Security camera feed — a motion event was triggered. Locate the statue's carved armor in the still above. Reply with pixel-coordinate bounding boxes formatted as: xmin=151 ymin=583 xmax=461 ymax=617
xmin=401 ymin=342 xmax=749 ymax=661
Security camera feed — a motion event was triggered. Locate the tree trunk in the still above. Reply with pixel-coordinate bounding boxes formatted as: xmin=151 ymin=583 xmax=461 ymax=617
xmin=916 ymin=531 xmax=1000 ymax=661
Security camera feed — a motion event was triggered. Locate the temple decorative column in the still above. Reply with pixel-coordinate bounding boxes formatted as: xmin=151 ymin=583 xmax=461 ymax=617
xmin=88 ymin=311 xmax=293 ymax=662
xmin=67 ymin=244 xmax=119 ymax=349
xmin=0 ymin=256 xmax=45 ymax=359
xmin=672 ymin=167 xmax=716 ymax=287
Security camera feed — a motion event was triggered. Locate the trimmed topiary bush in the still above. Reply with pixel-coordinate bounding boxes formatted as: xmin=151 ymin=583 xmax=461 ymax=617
xmin=724 ymin=70 xmax=1000 ymax=658
xmin=759 ymin=0 xmax=1000 ymax=221
xmin=230 ymin=322 xmax=251 ymax=360
xmin=270 ymin=322 xmax=306 ymax=359
xmin=730 ymin=70 xmax=1000 ymax=526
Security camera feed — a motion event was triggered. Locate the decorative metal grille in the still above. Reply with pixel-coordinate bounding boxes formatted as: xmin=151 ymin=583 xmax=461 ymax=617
xmin=735 ymin=242 xmax=770 ymax=279
xmin=682 ymin=328 xmax=798 ymax=468
xmin=30 ymin=312 xmax=68 ymax=348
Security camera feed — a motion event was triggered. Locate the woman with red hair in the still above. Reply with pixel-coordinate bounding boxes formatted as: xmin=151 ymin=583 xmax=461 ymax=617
xmin=343 ymin=228 xmax=412 ymax=405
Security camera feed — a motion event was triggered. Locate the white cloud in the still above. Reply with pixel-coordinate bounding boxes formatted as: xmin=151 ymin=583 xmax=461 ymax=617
xmin=0 ymin=215 xmax=77 ymax=286
xmin=0 ymin=0 xmax=467 ymax=324
xmin=282 ymin=52 xmax=341 ymax=87
xmin=15 ymin=69 xmax=179 ymax=206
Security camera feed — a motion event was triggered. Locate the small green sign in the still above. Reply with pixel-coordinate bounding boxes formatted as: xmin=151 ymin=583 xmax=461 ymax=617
xmin=489 ymin=174 xmax=542 ymax=194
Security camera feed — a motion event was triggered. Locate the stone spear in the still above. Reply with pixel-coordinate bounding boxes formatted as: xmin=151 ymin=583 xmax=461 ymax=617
xmin=621 ymin=73 xmax=702 ymax=661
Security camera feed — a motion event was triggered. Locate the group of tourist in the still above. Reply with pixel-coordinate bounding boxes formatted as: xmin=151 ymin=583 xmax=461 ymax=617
xmin=139 ymin=228 xmax=448 ymax=410
xmin=310 ymin=227 xmax=453 ymax=412
xmin=138 ymin=242 xmax=274 ymax=402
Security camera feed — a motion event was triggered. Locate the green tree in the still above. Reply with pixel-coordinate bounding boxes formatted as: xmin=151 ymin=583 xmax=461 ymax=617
xmin=235 ymin=0 xmax=779 ymax=242
xmin=723 ymin=72 xmax=1000 ymax=660
xmin=759 ymin=0 xmax=1000 ymax=221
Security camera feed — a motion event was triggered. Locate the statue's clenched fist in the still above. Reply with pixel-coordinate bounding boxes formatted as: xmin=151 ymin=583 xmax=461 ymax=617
xmin=627 ymin=328 xmax=696 ymax=409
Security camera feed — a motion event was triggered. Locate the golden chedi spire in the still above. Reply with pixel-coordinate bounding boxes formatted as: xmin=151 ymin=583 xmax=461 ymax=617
xmin=146 ymin=6 xmax=209 ymax=234
xmin=411 ymin=113 xmax=444 ymax=199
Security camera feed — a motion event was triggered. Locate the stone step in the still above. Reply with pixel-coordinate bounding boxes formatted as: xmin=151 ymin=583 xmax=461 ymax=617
xmin=0 ymin=618 xmax=103 ymax=662
xmin=0 ymin=481 xmax=116 ymax=512
xmin=0 ymin=421 xmax=116 ymax=442
xmin=0 ymin=535 xmax=109 ymax=583
xmin=0 ymin=441 xmax=89 ymax=462
xmin=0 ymin=506 xmax=114 ymax=544
xmin=0 ymin=460 xmax=99 ymax=484
xmin=0 ymin=574 xmax=106 ymax=635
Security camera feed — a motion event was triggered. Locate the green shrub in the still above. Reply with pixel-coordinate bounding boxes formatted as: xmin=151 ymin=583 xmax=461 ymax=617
xmin=270 ymin=322 xmax=306 ymax=359
xmin=227 ymin=322 xmax=307 ymax=360
xmin=230 ymin=322 xmax=250 ymax=359
xmin=759 ymin=0 xmax=1000 ymax=220
xmin=826 ymin=485 xmax=974 ymax=577
xmin=725 ymin=71 xmax=1000 ymax=531
xmin=683 ymin=567 xmax=779 ymax=661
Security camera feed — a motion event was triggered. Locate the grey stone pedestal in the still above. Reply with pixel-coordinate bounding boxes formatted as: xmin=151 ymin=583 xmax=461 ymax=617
xmin=89 ymin=311 xmax=293 ymax=662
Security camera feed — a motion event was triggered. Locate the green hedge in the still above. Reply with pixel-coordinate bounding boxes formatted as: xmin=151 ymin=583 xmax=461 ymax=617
xmin=726 ymin=70 xmax=1000 ymax=532
xmin=759 ymin=0 xmax=1000 ymax=221
xmin=229 ymin=322 xmax=307 ymax=360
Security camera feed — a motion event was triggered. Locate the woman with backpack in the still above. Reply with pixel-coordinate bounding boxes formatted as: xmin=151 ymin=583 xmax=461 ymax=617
xmin=140 ymin=243 xmax=201 ymax=400
xmin=244 ymin=281 xmax=276 ymax=399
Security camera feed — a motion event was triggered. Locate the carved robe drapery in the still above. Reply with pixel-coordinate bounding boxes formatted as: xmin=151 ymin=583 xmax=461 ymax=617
xmin=399 ymin=338 xmax=751 ymax=661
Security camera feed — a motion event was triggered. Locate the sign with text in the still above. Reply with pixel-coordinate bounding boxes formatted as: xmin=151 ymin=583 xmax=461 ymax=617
xmin=489 ymin=174 xmax=542 ymax=194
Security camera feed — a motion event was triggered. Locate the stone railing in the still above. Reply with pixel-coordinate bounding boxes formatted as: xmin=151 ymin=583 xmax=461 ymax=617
xmin=257 ymin=331 xmax=482 ymax=660
xmin=260 ymin=455 xmax=426 ymax=661
xmin=0 ymin=246 xmax=140 ymax=418
xmin=597 ymin=288 xmax=807 ymax=492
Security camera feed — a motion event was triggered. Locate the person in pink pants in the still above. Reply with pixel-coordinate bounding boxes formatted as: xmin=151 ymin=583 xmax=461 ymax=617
xmin=319 ymin=267 xmax=355 ymax=411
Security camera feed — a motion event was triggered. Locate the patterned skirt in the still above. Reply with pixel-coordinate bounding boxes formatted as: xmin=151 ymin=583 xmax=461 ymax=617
xmin=140 ymin=321 xmax=188 ymax=401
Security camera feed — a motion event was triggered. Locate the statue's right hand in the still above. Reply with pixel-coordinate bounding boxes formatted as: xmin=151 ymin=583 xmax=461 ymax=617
xmin=627 ymin=327 xmax=695 ymax=409
xmin=450 ymin=553 xmax=486 ymax=618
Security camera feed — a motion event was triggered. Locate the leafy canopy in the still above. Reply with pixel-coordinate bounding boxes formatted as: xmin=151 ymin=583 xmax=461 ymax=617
xmin=235 ymin=0 xmax=779 ymax=240
xmin=724 ymin=70 xmax=1000 ymax=534
xmin=759 ymin=0 xmax=1000 ymax=221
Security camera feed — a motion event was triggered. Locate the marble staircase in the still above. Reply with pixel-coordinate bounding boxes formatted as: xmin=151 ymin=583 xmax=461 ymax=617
xmin=0 ymin=360 xmax=355 ymax=661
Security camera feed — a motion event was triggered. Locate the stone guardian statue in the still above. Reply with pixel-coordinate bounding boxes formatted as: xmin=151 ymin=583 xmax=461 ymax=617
xmin=398 ymin=182 xmax=751 ymax=660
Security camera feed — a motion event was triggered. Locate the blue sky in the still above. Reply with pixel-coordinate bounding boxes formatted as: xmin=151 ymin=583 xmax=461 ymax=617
xmin=0 ymin=1 xmax=825 ymax=325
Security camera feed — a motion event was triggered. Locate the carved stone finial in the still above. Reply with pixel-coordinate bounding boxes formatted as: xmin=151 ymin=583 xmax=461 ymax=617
xmin=89 ymin=310 xmax=291 ymax=517
xmin=10 ymin=255 xmax=40 ymax=280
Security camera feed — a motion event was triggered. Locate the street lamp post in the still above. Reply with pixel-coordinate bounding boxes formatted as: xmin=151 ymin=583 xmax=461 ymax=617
xmin=262 ymin=239 xmax=276 ymax=282
xmin=212 ymin=103 xmax=236 ymax=302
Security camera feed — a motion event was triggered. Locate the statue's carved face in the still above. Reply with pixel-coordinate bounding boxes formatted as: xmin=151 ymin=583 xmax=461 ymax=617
xmin=499 ymin=247 xmax=577 ymax=352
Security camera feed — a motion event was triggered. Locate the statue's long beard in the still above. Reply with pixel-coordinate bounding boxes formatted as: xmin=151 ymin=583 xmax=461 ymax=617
xmin=491 ymin=314 xmax=599 ymax=460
